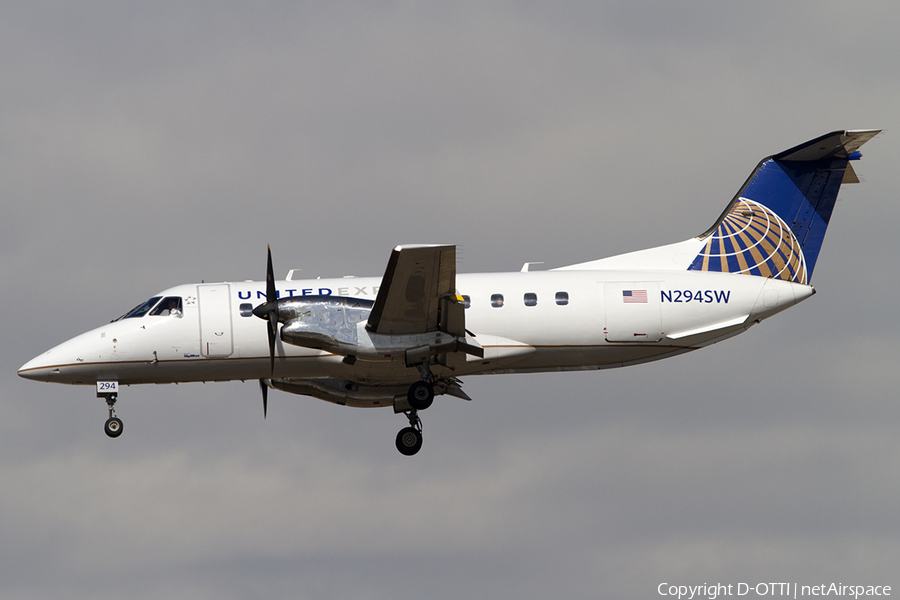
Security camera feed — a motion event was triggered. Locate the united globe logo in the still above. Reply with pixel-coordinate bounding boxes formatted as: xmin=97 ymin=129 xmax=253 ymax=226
xmin=688 ymin=198 xmax=807 ymax=284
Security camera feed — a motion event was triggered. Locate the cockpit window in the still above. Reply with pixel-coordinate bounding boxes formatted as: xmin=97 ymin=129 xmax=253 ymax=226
xmin=150 ymin=296 xmax=183 ymax=318
xmin=117 ymin=297 xmax=162 ymax=320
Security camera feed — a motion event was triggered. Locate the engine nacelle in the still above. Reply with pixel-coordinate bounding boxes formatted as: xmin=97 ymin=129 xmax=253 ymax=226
xmin=278 ymin=295 xmax=370 ymax=353
xmin=276 ymin=295 xmax=480 ymax=364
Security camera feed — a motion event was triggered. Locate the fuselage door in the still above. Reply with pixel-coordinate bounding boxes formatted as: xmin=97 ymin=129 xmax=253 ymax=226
xmin=604 ymin=282 xmax=662 ymax=342
xmin=198 ymin=284 xmax=234 ymax=357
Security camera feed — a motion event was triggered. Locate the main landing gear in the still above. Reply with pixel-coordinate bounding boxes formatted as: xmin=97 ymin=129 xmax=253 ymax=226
xmin=395 ymin=367 xmax=435 ymax=456
xmin=396 ymin=410 xmax=423 ymax=456
xmin=407 ymin=380 xmax=434 ymax=410
xmin=97 ymin=381 xmax=123 ymax=438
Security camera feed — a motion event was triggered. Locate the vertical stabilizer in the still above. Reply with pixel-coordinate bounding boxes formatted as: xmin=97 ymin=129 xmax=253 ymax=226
xmin=689 ymin=130 xmax=879 ymax=283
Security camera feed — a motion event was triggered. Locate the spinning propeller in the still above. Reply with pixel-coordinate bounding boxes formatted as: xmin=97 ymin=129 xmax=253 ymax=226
xmin=252 ymin=245 xmax=280 ymax=418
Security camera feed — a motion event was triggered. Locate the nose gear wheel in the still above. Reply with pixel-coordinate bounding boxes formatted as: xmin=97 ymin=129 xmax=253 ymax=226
xmin=103 ymin=396 xmax=123 ymax=438
xmin=104 ymin=417 xmax=123 ymax=437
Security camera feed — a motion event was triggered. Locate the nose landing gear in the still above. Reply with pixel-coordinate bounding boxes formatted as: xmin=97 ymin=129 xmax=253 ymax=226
xmin=104 ymin=398 xmax=123 ymax=438
xmin=97 ymin=381 xmax=123 ymax=438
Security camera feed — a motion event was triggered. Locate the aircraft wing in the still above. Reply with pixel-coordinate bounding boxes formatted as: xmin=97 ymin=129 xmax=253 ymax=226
xmin=366 ymin=244 xmax=466 ymax=337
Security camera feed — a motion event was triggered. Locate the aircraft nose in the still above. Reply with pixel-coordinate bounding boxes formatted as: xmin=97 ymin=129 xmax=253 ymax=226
xmin=18 ymin=352 xmax=56 ymax=382
xmin=19 ymin=353 xmax=52 ymax=381
xmin=18 ymin=325 xmax=117 ymax=384
xmin=18 ymin=328 xmax=102 ymax=383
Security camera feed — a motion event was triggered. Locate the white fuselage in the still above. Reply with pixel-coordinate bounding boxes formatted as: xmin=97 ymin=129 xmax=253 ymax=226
xmin=16 ymin=129 xmax=877 ymax=453
xmin=18 ymin=268 xmax=812 ymax=388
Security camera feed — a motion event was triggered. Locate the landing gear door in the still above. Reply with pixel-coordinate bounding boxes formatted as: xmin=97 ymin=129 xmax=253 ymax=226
xmin=198 ymin=284 xmax=234 ymax=357
xmin=604 ymin=282 xmax=662 ymax=342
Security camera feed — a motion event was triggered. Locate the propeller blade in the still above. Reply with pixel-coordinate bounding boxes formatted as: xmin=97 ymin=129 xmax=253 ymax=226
xmin=267 ymin=314 xmax=277 ymax=375
xmin=259 ymin=379 xmax=268 ymax=419
xmin=266 ymin=244 xmax=277 ymax=304
xmin=265 ymin=245 xmax=278 ymax=376
xmin=253 ymin=248 xmax=279 ymax=416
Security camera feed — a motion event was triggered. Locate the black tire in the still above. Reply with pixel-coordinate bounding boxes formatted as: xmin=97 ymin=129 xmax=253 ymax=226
xmin=407 ymin=380 xmax=434 ymax=410
xmin=104 ymin=417 xmax=124 ymax=438
xmin=395 ymin=427 xmax=423 ymax=456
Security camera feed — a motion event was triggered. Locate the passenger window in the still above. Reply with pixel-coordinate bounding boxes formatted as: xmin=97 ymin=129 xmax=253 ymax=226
xmin=524 ymin=293 xmax=537 ymax=307
xmin=491 ymin=294 xmax=504 ymax=308
xmin=556 ymin=291 xmax=569 ymax=306
xmin=239 ymin=303 xmax=254 ymax=317
xmin=150 ymin=296 xmax=183 ymax=318
xmin=461 ymin=295 xmax=471 ymax=309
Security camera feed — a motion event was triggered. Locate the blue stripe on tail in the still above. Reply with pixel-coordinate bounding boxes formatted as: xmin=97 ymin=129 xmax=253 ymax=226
xmin=743 ymin=154 xmax=847 ymax=278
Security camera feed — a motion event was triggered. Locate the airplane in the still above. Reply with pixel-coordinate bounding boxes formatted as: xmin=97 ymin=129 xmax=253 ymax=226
xmin=18 ymin=129 xmax=880 ymax=455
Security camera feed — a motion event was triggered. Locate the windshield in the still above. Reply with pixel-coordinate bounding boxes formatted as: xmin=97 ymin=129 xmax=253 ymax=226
xmin=114 ymin=296 xmax=162 ymax=321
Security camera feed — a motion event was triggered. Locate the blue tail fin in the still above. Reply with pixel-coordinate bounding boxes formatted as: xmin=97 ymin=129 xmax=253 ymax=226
xmin=688 ymin=130 xmax=879 ymax=284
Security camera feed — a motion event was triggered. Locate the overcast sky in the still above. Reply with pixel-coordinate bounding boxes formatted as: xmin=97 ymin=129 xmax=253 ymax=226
xmin=2 ymin=2 xmax=899 ymax=599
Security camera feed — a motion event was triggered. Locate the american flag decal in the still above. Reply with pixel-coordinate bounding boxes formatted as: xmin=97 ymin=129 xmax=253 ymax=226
xmin=622 ymin=290 xmax=648 ymax=303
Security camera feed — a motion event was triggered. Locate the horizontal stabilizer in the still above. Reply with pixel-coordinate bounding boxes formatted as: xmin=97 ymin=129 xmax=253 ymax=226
xmin=773 ymin=129 xmax=880 ymax=162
